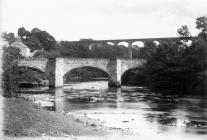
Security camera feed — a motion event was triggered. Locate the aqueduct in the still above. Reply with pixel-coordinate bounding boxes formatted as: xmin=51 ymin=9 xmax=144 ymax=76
xmin=18 ymin=58 xmax=146 ymax=87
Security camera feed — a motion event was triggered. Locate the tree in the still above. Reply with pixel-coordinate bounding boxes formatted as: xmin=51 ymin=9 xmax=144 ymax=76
xmin=196 ymin=16 xmax=207 ymax=40
xmin=1 ymin=32 xmax=16 ymax=45
xmin=26 ymin=36 xmax=43 ymax=52
xmin=177 ymin=25 xmax=192 ymax=48
xmin=2 ymin=47 xmax=21 ymax=97
xmin=18 ymin=27 xmax=31 ymax=41
xmin=139 ymin=41 xmax=157 ymax=59
xmin=144 ymin=17 xmax=207 ymax=92
xmin=17 ymin=27 xmax=59 ymax=52
xmin=32 ymin=30 xmax=58 ymax=51
xmin=177 ymin=25 xmax=191 ymax=41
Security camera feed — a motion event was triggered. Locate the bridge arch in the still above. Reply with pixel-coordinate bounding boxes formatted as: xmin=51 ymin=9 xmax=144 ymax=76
xmin=121 ymin=66 xmax=146 ymax=86
xmin=18 ymin=65 xmax=45 ymax=73
xmin=153 ymin=40 xmax=160 ymax=46
xmin=63 ymin=65 xmax=110 ymax=77
xmin=63 ymin=66 xmax=110 ymax=78
xmin=117 ymin=41 xmax=129 ymax=47
xmin=121 ymin=65 xmax=145 ymax=77
xmin=106 ymin=42 xmax=114 ymax=46
xmin=63 ymin=66 xmax=109 ymax=83
xmin=132 ymin=41 xmax=144 ymax=48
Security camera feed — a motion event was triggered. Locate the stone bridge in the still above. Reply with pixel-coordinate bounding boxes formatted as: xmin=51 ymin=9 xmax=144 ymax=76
xmin=18 ymin=58 xmax=146 ymax=87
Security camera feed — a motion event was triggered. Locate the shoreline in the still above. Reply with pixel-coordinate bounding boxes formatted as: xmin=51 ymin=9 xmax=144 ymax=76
xmin=3 ymin=97 xmax=111 ymax=137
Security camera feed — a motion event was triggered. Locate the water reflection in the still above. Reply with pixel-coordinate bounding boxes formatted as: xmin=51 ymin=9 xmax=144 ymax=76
xmin=54 ymin=88 xmax=65 ymax=112
xmin=20 ymin=81 xmax=207 ymax=138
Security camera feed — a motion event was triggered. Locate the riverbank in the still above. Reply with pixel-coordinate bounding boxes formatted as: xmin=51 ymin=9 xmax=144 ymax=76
xmin=3 ymin=97 xmax=108 ymax=137
xmin=2 ymin=96 xmax=207 ymax=140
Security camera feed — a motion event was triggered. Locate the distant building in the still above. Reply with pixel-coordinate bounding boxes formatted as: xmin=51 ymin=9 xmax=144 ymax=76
xmin=10 ymin=36 xmax=31 ymax=58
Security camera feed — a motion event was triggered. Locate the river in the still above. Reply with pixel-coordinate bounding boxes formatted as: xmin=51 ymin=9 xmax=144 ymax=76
xmin=20 ymin=81 xmax=207 ymax=139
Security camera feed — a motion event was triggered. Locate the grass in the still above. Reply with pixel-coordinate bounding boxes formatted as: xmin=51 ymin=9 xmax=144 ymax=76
xmin=3 ymin=97 xmax=107 ymax=137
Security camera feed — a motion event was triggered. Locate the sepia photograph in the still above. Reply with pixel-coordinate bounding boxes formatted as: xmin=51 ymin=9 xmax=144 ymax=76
xmin=0 ymin=0 xmax=207 ymax=140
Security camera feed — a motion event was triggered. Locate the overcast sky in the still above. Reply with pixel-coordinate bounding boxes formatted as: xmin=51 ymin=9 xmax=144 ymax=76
xmin=1 ymin=0 xmax=207 ymax=41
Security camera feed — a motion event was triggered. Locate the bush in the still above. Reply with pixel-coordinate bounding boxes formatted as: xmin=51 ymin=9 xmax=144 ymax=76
xmin=2 ymin=47 xmax=21 ymax=97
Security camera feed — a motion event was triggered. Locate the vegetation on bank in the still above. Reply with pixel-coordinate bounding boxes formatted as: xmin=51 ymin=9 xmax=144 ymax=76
xmin=1 ymin=16 xmax=207 ymax=97
xmin=3 ymin=97 xmax=107 ymax=136
xmin=2 ymin=46 xmax=21 ymax=97
xmin=144 ymin=16 xmax=207 ymax=92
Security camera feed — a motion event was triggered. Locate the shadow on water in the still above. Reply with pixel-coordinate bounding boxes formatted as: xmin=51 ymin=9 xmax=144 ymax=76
xmin=19 ymin=81 xmax=207 ymax=137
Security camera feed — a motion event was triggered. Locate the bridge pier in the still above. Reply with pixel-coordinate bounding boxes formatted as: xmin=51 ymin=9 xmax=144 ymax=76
xmin=47 ymin=58 xmax=64 ymax=88
xmin=47 ymin=58 xmax=56 ymax=88
xmin=128 ymin=42 xmax=132 ymax=60
xmin=108 ymin=59 xmax=122 ymax=87
xmin=55 ymin=58 xmax=64 ymax=87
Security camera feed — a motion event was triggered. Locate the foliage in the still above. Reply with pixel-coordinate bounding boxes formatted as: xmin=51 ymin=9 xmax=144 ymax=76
xmin=177 ymin=25 xmax=192 ymax=46
xmin=139 ymin=41 xmax=157 ymax=59
xmin=2 ymin=47 xmax=21 ymax=97
xmin=59 ymin=41 xmax=130 ymax=59
xmin=177 ymin=25 xmax=191 ymax=39
xmin=18 ymin=68 xmax=47 ymax=83
xmin=1 ymin=32 xmax=16 ymax=45
xmin=17 ymin=27 xmax=59 ymax=52
xmin=121 ymin=68 xmax=147 ymax=86
xmin=144 ymin=20 xmax=207 ymax=91
xmin=196 ymin=16 xmax=207 ymax=40
xmin=33 ymin=50 xmax=61 ymax=58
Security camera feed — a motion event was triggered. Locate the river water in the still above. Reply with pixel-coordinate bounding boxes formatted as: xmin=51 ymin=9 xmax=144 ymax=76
xmin=20 ymin=81 xmax=207 ymax=139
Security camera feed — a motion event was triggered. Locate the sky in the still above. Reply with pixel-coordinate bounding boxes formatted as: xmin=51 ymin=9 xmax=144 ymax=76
xmin=1 ymin=0 xmax=207 ymax=41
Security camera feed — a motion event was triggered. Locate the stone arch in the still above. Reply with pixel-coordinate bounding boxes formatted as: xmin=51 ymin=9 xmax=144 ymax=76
xmin=120 ymin=59 xmax=146 ymax=76
xmin=106 ymin=42 xmax=114 ymax=46
xmin=63 ymin=66 xmax=110 ymax=84
xmin=117 ymin=41 xmax=129 ymax=47
xmin=63 ymin=65 xmax=110 ymax=78
xmin=153 ymin=40 xmax=160 ymax=46
xmin=121 ymin=66 xmax=146 ymax=85
xmin=131 ymin=41 xmax=144 ymax=48
xmin=18 ymin=65 xmax=45 ymax=73
xmin=121 ymin=65 xmax=145 ymax=77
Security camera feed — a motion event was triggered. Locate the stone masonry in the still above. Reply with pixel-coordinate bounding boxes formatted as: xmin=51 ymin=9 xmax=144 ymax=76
xmin=18 ymin=58 xmax=146 ymax=87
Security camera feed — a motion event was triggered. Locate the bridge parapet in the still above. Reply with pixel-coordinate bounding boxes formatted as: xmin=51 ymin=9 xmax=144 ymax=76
xmin=18 ymin=58 xmax=48 ymax=61
xmin=18 ymin=58 xmax=48 ymax=72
